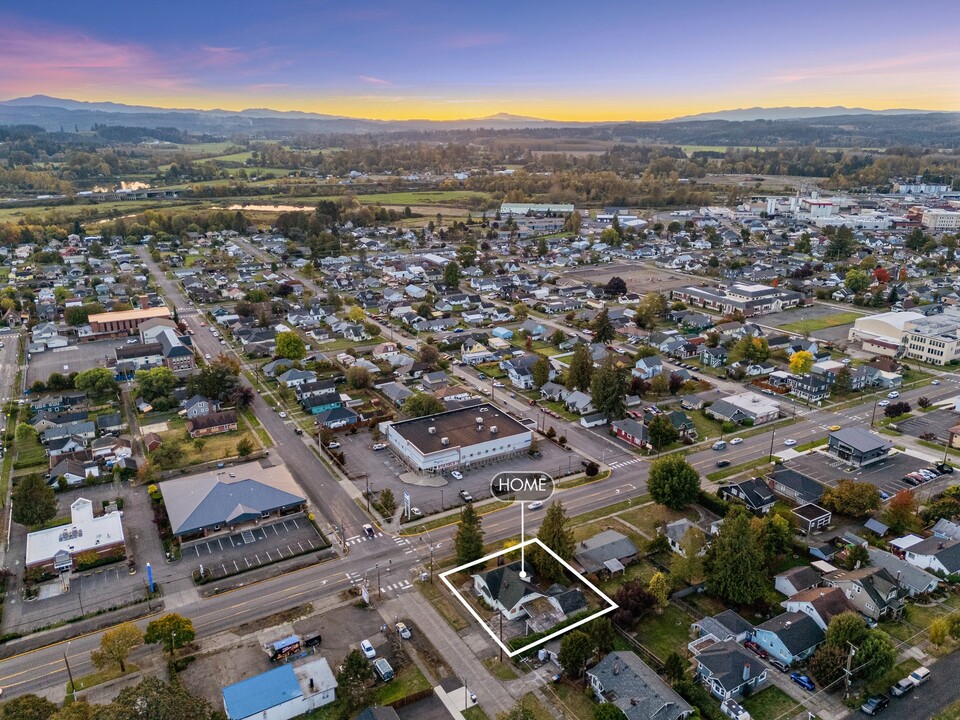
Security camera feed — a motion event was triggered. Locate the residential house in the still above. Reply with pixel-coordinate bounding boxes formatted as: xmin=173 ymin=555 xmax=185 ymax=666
xmin=574 ymin=530 xmax=639 ymax=575
xmin=903 ymin=537 xmax=960 ymax=576
xmin=186 ymin=410 xmax=238 ymax=438
xmin=144 ymin=432 xmax=163 ymax=451
xmin=564 ymin=390 xmax=595 ymax=415
xmin=774 ymin=566 xmax=822 ymax=598
xmin=632 ymin=356 xmax=663 ymax=380
xmin=751 ymin=612 xmax=824 ymax=667
xmin=587 ymin=651 xmax=694 ymax=720
xmin=792 ymin=504 xmax=832 ymax=535
xmin=720 ymin=477 xmax=775 ymax=514
xmin=94 ymin=412 xmax=125 ymax=434
xmin=769 ymin=468 xmax=825 ymax=505
xmin=695 ymin=640 xmax=767 ymax=700
xmin=183 ymin=395 xmax=214 ymax=418
xmin=311 ymin=406 xmax=359 ymax=429
xmin=472 ymin=561 xmax=541 ymax=620
xmin=705 ymin=392 xmax=780 ymax=426
xmin=663 ymin=519 xmax=709 ymax=556
xmin=782 ymin=587 xmax=856 ymax=632
xmin=689 ymin=611 xmax=754 ymax=656
xmin=277 ymin=368 xmax=317 ymax=388
xmin=788 ymin=373 xmax=831 ymax=403
xmin=48 ymin=458 xmax=99 ymax=486
xmin=823 ymin=566 xmax=906 ymax=621
xmin=611 ymin=418 xmax=648 ymax=450
xmin=866 ymin=548 xmax=939 ymax=597
xmin=700 ymin=346 xmax=729 ymax=368
xmin=539 ymin=382 xmax=569 ymax=402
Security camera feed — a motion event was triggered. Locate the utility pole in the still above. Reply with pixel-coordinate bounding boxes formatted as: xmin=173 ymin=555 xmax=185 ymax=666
xmin=870 ymin=397 xmax=879 ymax=427
xmin=767 ymin=427 xmax=777 ymax=462
xmin=366 ymin=476 xmax=370 ymax=512
xmin=844 ymin=641 xmax=857 ymax=699
xmin=63 ymin=644 xmax=76 ymax=700
xmin=499 ymin=613 xmax=504 ymax=662
xmin=377 ymin=564 xmax=381 ymax=600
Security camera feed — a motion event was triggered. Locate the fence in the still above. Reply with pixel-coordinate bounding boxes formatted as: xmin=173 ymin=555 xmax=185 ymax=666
xmin=614 ymin=624 xmax=664 ymax=670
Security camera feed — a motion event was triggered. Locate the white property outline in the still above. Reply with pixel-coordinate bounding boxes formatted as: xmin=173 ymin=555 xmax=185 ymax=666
xmin=439 ymin=537 xmax=618 ymax=658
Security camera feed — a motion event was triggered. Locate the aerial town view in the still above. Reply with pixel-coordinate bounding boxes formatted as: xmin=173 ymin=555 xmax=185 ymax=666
xmin=1 ymin=2 xmax=960 ymax=720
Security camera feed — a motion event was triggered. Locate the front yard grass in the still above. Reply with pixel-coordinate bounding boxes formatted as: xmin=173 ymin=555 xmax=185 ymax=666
xmin=545 ymin=682 xmax=597 ymax=720
xmin=14 ymin=432 xmax=47 ymax=468
xmin=157 ymin=427 xmax=257 ymax=467
xmin=463 ymin=706 xmax=491 ymax=720
xmin=373 ymin=662 xmax=431 ymax=705
xmin=631 ymin=604 xmax=692 ymax=663
xmin=67 ymin=664 xmax=138 ymax=693
xmin=741 ymin=685 xmax=805 ymax=720
xmin=482 ymin=656 xmax=519 ymax=680
xmin=417 ymin=579 xmax=470 ymax=632
xmin=572 ymin=517 xmax=648 ymax=548
xmin=618 ymin=503 xmax=699 ymax=538
xmin=864 ymin=657 xmax=920 ymax=697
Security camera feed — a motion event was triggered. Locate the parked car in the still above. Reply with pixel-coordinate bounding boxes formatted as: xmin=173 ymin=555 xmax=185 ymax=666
xmin=729 ymin=437 xmax=744 ymax=445
xmin=890 ymin=679 xmax=914 ymax=697
xmin=404 ymin=345 xmax=415 ymax=351
xmin=861 ymin=694 xmax=890 ymax=715
xmin=372 ymin=443 xmax=387 ymax=451
xmin=395 ymin=622 xmax=411 ymax=640
xmin=279 ymin=411 xmax=287 ymax=418
xmin=769 ymin=659 xmax=789 ymax=673
xmin=409 ymin=507 xmax=423 ymax=517
xmin=744 ymin=641 xmax=767 ymax=659
xmin=878 ymin=400 xmax=890 ymax=407
xmin=790 ymin=673 xmax=815 ymax=691
xmin=294 ymin=428 xmax=303 ymax=436
xmin=360 ymin=639 xmax=376 ymax=659
xmin=327 ymin=442 xmax=341 ymax=449
xmin=527 ymin=501 xmax=543 ymax=510
xmin=305 ymin=635 xmax=322 ymax=647
xmin=932 ymin=379 xmax=941 ymax=385
xmin=451 ymin=470 xmax=464 ymax=480
xmin=459 ymin=489 xmax=473 ymax=502
xmin=887 ymin=391 xmax=900 ymax=399
xmin=908 ymin=667 xmax=930 ymax=686
xmin=204 ymin=353 xmax=211 ymax=360
xmin=937 ymin=462 xmax=955 ymax=474
xmin=902 ymin=475 xmax=921 ymax=486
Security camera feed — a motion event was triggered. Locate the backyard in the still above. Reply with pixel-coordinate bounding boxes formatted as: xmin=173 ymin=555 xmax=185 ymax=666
xmin=741 ymin=685 xmax=805 ymax=720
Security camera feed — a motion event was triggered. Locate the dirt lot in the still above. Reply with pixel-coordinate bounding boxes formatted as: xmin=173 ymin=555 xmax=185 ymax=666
xmin=560 ymin=262 xmax=692 ymax=296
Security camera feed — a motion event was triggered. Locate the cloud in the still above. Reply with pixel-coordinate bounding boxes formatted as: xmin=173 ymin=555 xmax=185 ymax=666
xmin=440 ymin=32 xmax=509 ymax=49
xmin=199 ymin=45 xmax=247 ymax=67
xmin=770 ymin=50 xmax=960 ymax=84
xmin=357 ymin=75 xmax=391 ymax=86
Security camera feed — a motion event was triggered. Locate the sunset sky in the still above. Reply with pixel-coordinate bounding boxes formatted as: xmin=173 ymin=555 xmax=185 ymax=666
xmin=1 ymin=1 xmax=957 ymax=121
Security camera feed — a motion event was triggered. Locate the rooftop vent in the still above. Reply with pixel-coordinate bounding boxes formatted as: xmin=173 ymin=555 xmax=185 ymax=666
xmin=441 ymin=437 xmax=449 ymax=446
xmin=490 ymin=426 xmax=498 ymax=434
xmin=428 ymin=426 xmax=437 ymax=434
xmin=475 ymin=416 xmax=484 ymax=425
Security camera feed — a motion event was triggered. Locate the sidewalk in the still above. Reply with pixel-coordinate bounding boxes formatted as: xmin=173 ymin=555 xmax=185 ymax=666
xmin=382 ymin=589 xmax=516 ymax=717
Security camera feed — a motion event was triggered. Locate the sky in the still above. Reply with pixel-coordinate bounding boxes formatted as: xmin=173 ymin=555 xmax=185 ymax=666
xmin=1 ymin=0 xmax=958 ymax=121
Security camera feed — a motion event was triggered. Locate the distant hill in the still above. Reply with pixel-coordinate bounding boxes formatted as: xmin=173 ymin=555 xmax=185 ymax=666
xmin=668 ymin=106 xmax=939 ymax=122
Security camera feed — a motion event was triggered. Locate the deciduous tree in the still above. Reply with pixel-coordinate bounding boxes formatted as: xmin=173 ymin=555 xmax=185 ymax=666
xmin=883 ymin=489 xmax=918 ymax=534
xmin=0 ymin=694 xmax=58 ymax=720
xmin=648 ymin=572 xmax=670 ymax=611
xmin=855 ymin=630 xmax=896 ymax=681
xmin=91 ymin=623 xmax=143 ymax=673
xmin=274 ymin=331 xmax=306 ymax=361
xmin=788 ymin=350 xmax=815 ymax=375
xmin=648 ymin=455 xmax=700 ymax=510
xmin=821 ymin=479 xmax=881 ymax=518
xmin=558 ymin=630 xmax=593 ymax=678
xmin=825 ymin=611 xmax=868 ymax=649
xmin=647 ymin=413 xmax=679 ymax=450
xmin=144 ymin=614 xmax=195 ymax=654
xmin=808 ymin=644 xmax=848 ymax=688
xmin=73 ymin=367 xmax=119 ymax=397
xmin=403 ymin=392 xmax=445 ymax=418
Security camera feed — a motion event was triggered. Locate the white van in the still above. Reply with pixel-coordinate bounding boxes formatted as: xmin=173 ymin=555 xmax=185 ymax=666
xmin=909 ymin=666 xmax=931 ymax=686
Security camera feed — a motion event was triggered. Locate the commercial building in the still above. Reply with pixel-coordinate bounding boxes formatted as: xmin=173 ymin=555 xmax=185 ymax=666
xmin=671 ymin=283 xmax=803 ymax=317
xmin=499 ymin=202 xmax=575 ymax=217
xmin=25 ymin=498 xmax=124 ymax=571
xmin=902 ymin=309 xmax=960 ymax=365
xmin=922 ymin=208 xmax=960 ymax=231
xmin=380 ymin=403 xmax=532 ymax=472
xmin=848 ymin=311 xmax=924 ymax=357
xmin=115 ymin=328 xmax=195 ymax=375
xmin=705 ymin=391 xmax=780 ymax=425
xmin=87 ymin=306 xmax=171 ymax=338
xmin=222 ymin=658 xmax=337 ymax=720
xmin=826 ymin=428 xmax=892 ymax=467
xmin=160 ymin=465 xmax=306 ymax=538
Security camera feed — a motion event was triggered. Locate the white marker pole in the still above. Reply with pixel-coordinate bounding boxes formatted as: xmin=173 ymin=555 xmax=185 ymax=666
xmin=519 ymin=501 xmax=526 ymax=578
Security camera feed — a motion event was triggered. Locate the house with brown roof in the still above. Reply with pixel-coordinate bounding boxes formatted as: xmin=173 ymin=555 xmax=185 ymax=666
xmin=781 ymin=586 xmax=855 ymax=632
xmin=186 ymin=410 xmax=239 ymax=438
xmin=144 ymin=432 xmax=163 ymax=451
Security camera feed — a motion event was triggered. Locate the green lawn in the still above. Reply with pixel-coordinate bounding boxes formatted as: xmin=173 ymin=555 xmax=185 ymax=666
xmin=374 ymin=663 xmax=431 ymax=705
xmin=707 ymin=459 xmax=774 ymax=483
xmin=935 ymin=698 xmax=960 ymax=720
xmin=632 ymin=605 xmax=692 ymax=663
xmin=482 ymin=656 xmax=519 ymax=680
xmin=516 ymin=693 xmax=555 ymax=720
xmin=67 ymin=665 xmax=138 ymax=693
xmin=619 ymin=504 xmax=699 ymax=538
xmin=355 ymin=190 xmax=491 ymax=206
xmin=463 ymin=706 xmax=491 ymax=720
xmin=687 ymin=411 xmax=724 ymax=443
xmin=546 ymin=682 xmax=597 ymax=720
xmin=778 ymin=311 xmax=863 ymax=334
xmin=14 ymin=432 xmax=48 ymax=469
xmin=864 ymin=657 xmax=920 ymax=697
xmin=741 ymin=685 xmax=805 ymax=720
xmin=417 ymin=579 xmax=470 ymax=632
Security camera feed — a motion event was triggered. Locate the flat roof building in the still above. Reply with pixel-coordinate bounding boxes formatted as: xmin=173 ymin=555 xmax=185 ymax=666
xmin=222 ymin=658 xmax=337 ymax=720
xmin=381 ymin=402 xmax=532 ymax=472
xmin=26 ymin=498 xmax=124 ymax=571
xmin=902 ymin=308 xmax=960 ymax=366
xmin=87 ymin=306 xmax=171 ymax=337
xmin=671 ymin=283 xmax=803 ymax=317
xmin=499 ymin=202 xmax=575 ymax=216
xmin=827 ymin=428 xmax=892 ymax=467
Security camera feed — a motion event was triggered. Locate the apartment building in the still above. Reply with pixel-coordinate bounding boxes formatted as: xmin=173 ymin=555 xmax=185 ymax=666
xmin=902 ymin=309 xmax=960 ymax=365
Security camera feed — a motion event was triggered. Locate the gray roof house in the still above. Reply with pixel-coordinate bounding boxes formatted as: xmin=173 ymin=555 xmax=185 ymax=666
xmin=751 ymin=611 xmax=824 ymax=666
xmin=690 ymin=610 xmax=754 ymax=652
xmin=867 ymin=548 xmax=939 ymax=597
xmin=159 ymin=474 xmax=306 ymax=538
xmin=574 ymin=530 xmax=640 ymax=575
xmin=695 ymin=640 xmax=767 ymax=700
xmin=587 ymin=651 xmax=693 ymax=720
xmin=472 ymin=561 xmax=541 ymax=620
xmin=774 ymin=566 xmax=822 ymax=598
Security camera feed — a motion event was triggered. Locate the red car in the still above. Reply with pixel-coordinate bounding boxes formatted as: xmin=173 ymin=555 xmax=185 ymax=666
xmin=744 ymin=641 xmax=768 ymax=659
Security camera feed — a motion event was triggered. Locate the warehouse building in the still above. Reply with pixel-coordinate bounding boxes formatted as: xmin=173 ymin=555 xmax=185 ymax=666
xmin=380 ymin=402 xmax=532 ymax=472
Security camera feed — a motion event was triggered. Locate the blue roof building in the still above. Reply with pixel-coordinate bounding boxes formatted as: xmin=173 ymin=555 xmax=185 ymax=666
xmin=222 ymin=657 xmax=337 ymax=720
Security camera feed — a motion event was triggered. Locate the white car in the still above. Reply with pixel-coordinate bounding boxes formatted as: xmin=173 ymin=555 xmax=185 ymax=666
xmin=396 ymin=622 xmax=411 ymax=640
xmin=409 ymin=507 xmax=423 ymax=517
xmin=783 ymin=439 xmax=797 ymax=447
xmin=204 ymin=353 xmax=211 ymax=360
xmin=493 ymin=381 xmax=505 ymax=388
xmin=279 ymin=411 xmax=287 ymax=418
xmin=887 ymin=391 xmax=900 ymax=399
xmin=451 ymin=471 xmax=464 ymax=480
xmin=932 ymin=380 xmax=941 ymax=385
xmin=729 ymin=437 xmax=744 ymax=445
xmin=360 ymin=639 xmax=376 ymax=659
xmin=878 ymin=399 xmax=890 ymax=407
xmin=327 ymin=442 xmax=341 ymax=449
xmin=372 ymin=443 xmax=387 ymax=451
xmin=527 ymin=501 xmax=543 ymax=510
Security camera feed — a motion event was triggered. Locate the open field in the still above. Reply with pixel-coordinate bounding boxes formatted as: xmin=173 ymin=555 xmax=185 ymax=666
xmin=356 ymin=190 xmax=492 ymax=206
xmin=562 ymin=262 xmax=692 ymax=294
xmin=778 ymin=311 xmax=863 ymax=334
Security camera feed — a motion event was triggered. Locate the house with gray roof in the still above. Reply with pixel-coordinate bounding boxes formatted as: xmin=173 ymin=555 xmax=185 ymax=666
xmin=751 ymin=611 xmax=823 ymax=666
xmin=904 ymin=536 xmax=960 ymax=576
xmin=774 ymin=566 xmax=821 ymax=598
xmin=160 ymin=474 xmax=306 ymax=538
xmin=574 ymin=530 xmax=639 ymax=575
xmin=823 ymin=566 xmax=906 ymax=621
xmin=867 ymin=547 xmax=939 ymax=597
xmin=472 ymin=561 xmax=541 ymax=620
xmin=588 ymin=651 xmax=693 ymax=720
xmin=691 ymin=610 xmax=753 ymax=647
xmin=695 ymin=640 xmax=767 ymax=700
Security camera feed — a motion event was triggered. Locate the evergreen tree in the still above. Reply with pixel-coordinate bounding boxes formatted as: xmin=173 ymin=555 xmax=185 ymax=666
xmin=533 ymin=501 xmax=575 ymax=582
xmin=531 ymin=355 xmax=551 ymax=388
xmin=454 ymin=503 xmax=485 ymax=567
xmin=566 ymin=344 xmax=594 ymax=391
xmin=590 ymin=357 xmax=627 ymax=420
xmin=12 ymin=475 xmax=57 ymax=527
xmin=592 ymin=308 xmax=616 ymax=344
xmin=443 ymin=261 xmax=461 ymax=287
xmin=337 ymin=649 xmax=375 ymax=710
xmin=706 ymin=506 xmax=766 ymax=604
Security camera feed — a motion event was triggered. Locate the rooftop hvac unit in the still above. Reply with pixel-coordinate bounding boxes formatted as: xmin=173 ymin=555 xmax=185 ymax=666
xmin=441 ymin=437 xmax=449 ymax=446
xmin=490 ymin=426 xmax=498 ymax=434
xmin=428 ymin=426 xmax=437 ymax=434
xmin=475 ymin=416 xmax=484 ymax=424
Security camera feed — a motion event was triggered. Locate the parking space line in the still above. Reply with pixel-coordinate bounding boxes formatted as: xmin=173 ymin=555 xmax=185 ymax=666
xmin=291 ymin=518 xmax=300 ymax=529
xmin=273 ymin=525 xmax=280 ymax=536
xmin=218 ymin=538 xmax=224 ymax=550
xmin=297 ymin=542 xmax=303 ymax=551
xmin=256 ymin=554 xmax=262 ymax=564
xmin=245 ymin=558 xmax=251 ymax=568
xmin=234 ymin=560 xmax=239 ymax=571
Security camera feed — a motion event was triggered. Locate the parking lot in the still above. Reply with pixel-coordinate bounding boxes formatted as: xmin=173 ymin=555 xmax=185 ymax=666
xmin=785 ymin=449 xmax=938 ymax=498
xmin=335 ymin=427 xmax=578 ymax=516
xmin=895 ymin=408 xmax=960 ymax=445
xmin=183 ymin=514 xmax=325 ymax=581
xmin=26 ymin=337 xmax=130 ymax=385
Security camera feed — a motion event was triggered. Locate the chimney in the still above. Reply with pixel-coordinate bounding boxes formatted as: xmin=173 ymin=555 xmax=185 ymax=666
xmin=743 ymin=662 xmax=751 ymax=682
xmin=138 ymin=294 xmax=149 ymax=310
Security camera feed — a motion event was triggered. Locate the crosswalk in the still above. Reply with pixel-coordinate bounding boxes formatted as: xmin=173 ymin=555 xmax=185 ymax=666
xmin=608 ymin=457 xmax=644 ymax=470
xmin=343 ymin=570 xmax=414 ymax=596
xmin=344 ymin=532 xmax=384 ymax=546
xmin=393 ymin=536 xmax=416 ymax=556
